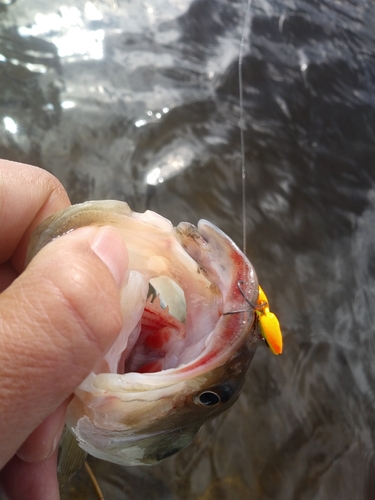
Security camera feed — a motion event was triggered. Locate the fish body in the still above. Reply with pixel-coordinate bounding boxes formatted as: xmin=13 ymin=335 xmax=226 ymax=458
xmin=27 ymin=200 xmax=259 ymax=467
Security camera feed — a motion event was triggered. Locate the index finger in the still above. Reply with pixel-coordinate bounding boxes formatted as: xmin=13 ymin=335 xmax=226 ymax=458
xmin=0 ymin=160 xmax=70 ymax=271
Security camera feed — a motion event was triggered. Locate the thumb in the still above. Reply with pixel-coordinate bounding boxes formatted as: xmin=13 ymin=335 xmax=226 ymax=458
xmin=0 ymin=225 xmax=128 ymax=467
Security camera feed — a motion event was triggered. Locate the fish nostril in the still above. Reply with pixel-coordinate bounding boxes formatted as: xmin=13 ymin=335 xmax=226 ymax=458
xmin=195 ymin=391 xmax=221 ymax=406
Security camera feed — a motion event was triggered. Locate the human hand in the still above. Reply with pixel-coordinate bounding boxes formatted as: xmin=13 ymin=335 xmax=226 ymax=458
xmin=0 ymin=161 xmax=128 ymax=499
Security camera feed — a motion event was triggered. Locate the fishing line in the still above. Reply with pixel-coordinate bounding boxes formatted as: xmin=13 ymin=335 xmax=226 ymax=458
xmin=238 ymin=0 xmax=252 ymax=257
xmin=84 ymin=461 xmax=106 ymax=500
xmin=223 ymin=281 xmax=266 ymax=316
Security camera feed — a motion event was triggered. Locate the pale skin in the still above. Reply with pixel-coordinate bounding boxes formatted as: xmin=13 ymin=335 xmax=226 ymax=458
xmin=0 ymin=160 xmax=129 ymax=499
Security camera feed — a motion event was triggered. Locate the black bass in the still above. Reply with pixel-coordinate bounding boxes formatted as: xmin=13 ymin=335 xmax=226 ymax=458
xmin=26 ymin=200 xmax=276 ymax=476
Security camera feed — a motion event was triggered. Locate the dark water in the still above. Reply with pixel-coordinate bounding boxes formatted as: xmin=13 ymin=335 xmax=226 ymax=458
xmin=1 ymin=0 xmax=375 ymax=498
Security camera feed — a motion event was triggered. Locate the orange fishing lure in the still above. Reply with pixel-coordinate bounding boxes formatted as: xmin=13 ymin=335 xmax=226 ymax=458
xmin=256 ymin=286 xmax=283 ymax=355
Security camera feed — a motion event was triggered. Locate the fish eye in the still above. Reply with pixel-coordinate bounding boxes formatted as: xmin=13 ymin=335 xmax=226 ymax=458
xmin=194 ymin=391 xmax=221 ymax=406
xmin=193 ymin=380 xmax=236 ymax=406
xmin=193 ymin=382 xmax=237 ymax=407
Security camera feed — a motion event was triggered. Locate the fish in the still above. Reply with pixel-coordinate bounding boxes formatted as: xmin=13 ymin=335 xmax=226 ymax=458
xmin=26 ymin=200 xmax=279 ymax=481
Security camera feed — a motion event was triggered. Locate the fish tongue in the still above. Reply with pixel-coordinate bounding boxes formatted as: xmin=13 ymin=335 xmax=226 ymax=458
xmin=103 ymin=270 xmax=148 ymax=373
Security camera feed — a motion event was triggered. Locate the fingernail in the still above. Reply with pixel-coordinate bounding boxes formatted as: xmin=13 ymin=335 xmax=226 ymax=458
xmin=90 ymin=226 xmax=128 ymax=286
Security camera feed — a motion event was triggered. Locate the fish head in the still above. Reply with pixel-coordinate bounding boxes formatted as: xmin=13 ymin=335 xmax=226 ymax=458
xmin=27 ymin=201 xmax=259 ymax=467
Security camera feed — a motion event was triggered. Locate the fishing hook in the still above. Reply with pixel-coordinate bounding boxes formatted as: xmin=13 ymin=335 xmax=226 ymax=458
xmin=223 ymin=281 xmax=283 ymax=355
xmin=223 ymin=280 xmax=266 ymax=315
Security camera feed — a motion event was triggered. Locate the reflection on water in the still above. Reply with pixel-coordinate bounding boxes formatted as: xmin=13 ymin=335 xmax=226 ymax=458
xmin=18 ymin=5 xmax=105 ymax=60
xmin=1 ymin=0 xmax=375 ymax=498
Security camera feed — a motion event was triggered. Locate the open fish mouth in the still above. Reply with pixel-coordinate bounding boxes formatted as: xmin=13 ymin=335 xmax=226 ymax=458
xmin=27 ymin=200 xmax=260 ymax=468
